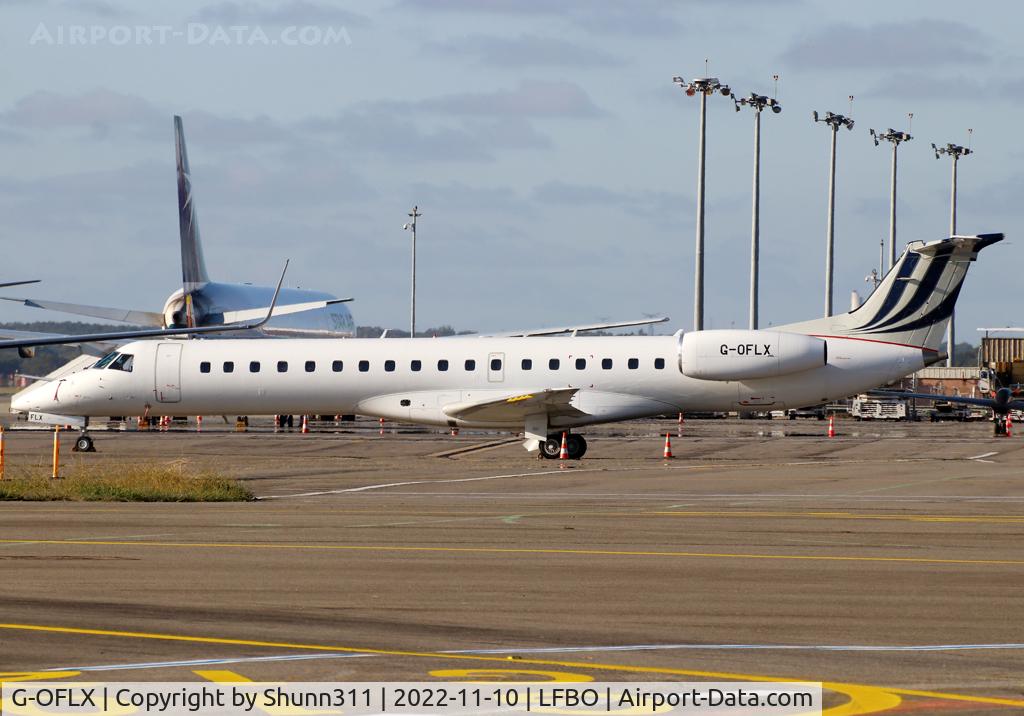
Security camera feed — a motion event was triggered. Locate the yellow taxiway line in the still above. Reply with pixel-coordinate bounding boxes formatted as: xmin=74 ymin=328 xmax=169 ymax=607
xmin=0 ymin=538 xmax=1020 ymax=566
xmin=1 ymin=623 xmax=1023 ymax=713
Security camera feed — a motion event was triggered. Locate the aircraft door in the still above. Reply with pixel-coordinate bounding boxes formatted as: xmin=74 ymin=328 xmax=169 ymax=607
xmin=154 ymin=343 xmax=182 ymax=403
xmin=487 ymin=352 xmax=505 ymax=383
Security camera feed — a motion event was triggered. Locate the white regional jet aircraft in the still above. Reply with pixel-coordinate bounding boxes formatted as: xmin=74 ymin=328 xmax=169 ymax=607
xmin=11 ymin=234 xmax=1000 ymax=457
xmin=1 ymin=116 xmax=355 ymax=338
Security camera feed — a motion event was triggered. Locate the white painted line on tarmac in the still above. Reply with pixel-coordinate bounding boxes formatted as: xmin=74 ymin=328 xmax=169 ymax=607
xmin=446 ymin=643 xmax=1024 ymax=654
xmin=48 ymin=641 xmax=1024 ymax=673
xmin=48 ymin=652 xmax=375 ymax=672
xmin=966 ymin=451 xmax=998 ymax=463
xmin=258 ymin=468 xmax=598 ymax=499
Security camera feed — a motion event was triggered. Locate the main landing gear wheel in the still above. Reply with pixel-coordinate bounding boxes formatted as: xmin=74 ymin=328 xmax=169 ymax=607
xmin=73 ymin=434 xmax=95 ymax=452
xmin=540 ymin=433 xmax=587 ymax=460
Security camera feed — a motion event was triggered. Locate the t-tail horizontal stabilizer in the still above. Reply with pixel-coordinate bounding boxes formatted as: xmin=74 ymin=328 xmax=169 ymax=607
xmin=782 ymin=233 xmax=1001 ymax=353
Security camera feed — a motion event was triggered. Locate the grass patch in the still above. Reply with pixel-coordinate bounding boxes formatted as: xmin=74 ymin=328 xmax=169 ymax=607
xmin=0 ymin=460 xmax=252 ymax=502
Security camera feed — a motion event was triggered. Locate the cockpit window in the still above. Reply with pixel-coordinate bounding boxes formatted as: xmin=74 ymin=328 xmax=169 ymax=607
xmin=92 ymin=352 xmax=119 ymax=369
xmin=109 ymin=353 xmax=134 ymax=372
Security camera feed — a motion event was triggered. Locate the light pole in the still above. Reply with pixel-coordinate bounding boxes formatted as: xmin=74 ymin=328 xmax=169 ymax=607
xmin=932 ymin=133 xmax=973 ymax=366
xmin=870 ymin=122 xmax=913 ymax=270
xmin=402 ymin=205 xmax=421 ymax=337
xmin=734 ymin=91 xmax=781 ymax=329
xmin=672 ymin=74 xmax=732 ymax=331
xmin=813 ymin=108 xmax=855 ymax=317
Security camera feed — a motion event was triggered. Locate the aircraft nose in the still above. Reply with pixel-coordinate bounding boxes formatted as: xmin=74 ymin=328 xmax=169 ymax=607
xmin=10 ymin=383 xmax=48 ymax=413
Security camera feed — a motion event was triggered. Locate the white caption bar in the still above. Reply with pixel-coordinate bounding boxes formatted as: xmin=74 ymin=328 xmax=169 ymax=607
xmin=3 ymin=682 xmax=821 ymax=716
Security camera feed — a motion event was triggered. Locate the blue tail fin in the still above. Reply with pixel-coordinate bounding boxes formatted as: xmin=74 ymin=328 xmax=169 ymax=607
xmin=175 ymin=115 xmax=210 ymax=291
xmin=782 ymin=233 xmax=1001 ymax=352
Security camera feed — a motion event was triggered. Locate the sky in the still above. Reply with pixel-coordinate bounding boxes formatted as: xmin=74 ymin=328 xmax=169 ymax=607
xmin=0 ymin=0 xmax=1018 ymax=337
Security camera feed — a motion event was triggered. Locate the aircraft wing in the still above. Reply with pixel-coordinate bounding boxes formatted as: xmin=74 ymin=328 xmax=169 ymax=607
xmin=0 ymin=261 xmax=290 ymax=350
xmin=481 ymin=316 xmax=669 ymax=338
xmin=220 ymin=299 xmax=352 ymax=324
xmin=0 ymin=328 xmax=118 ymax=355
xmin=0 ymin=280 xmax=40 ymax=289
xmin=442 ymin=388 xmax=587 ymax=423
xmin=868 ymin=389 xmax=1024 ymax=411
xmin=0 ymin=296 xmax=165 ymax=326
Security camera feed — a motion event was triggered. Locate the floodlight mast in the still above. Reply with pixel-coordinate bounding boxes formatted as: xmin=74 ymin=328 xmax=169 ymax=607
xmin=870 ymin=123 xmax=913 ymax=271
xmin=813 ymin=107 xmax=855 ymax=317
xmin=673 ymin=74 xmax=732 ymax=331
xmin=734 ymin=91 xmax=782 ymax=329
xmin=932 ymin=133 xmax=973 ymax=366
xmin=403 ymin=205 xmax=421 ymax=337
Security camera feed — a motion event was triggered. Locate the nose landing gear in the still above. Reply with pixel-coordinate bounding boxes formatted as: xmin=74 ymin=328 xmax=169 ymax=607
xmin=72 ymin=432 xmax=95 ymax=452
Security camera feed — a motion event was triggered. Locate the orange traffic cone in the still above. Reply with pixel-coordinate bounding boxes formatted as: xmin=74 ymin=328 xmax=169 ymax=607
xmin=451 ymin=427 xmax=459 ymax=437
xmin=663 ymin=432 xmax=673 ymax=459
xmin=1005 ymin=413 xmax=1013 ymax=438
xmin=379 ymin=417 xmax=385 ymax=436
xmin=196 ymin=415 xmax=202 ymax=432
xmin=301 ymin=415 xmax=309 ymax=434
xmin=559 ymin=432 xmax=569 ymax=460
xmin=273 ymin=414 xmax=280 ymax=432
xmin=827 ymin=414 xmax=835 ymax=438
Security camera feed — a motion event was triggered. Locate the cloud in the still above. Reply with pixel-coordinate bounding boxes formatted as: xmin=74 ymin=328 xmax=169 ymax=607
xmin=531 ymin=180 xmax=692 ymax=218
xmin=59 ymin=0 xmax=133 ymax=18
xmin=1 ymin=89 xmax=163 ymax=138
xmin=424 ymin=34 xmax=620 ymax=67
xmin=781 ymin=20 xmax=990 ymax=69
xmin=417 ymin=80 xmax=605 ymax=118
xmin=864 ymin=72 xmax=1024 ymax=103
xmin=0 ymin=88 xmax=553 ymax=164
xmin=394 ymin=0 xmax=684 ymax=36
xmin=196 ymin=0 xmax=369 ymax=26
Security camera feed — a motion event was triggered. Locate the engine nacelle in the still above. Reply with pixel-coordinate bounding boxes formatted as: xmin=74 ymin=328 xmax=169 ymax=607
xmin=679 ymin=330 xmax=826 ymax=381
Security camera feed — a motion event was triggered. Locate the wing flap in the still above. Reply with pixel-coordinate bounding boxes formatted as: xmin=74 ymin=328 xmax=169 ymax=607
xmin=443 ymin=388 xmax=586 ymax=423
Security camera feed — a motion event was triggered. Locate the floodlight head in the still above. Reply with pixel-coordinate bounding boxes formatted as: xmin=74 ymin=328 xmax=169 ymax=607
xmin=720 ymin=85 xmax=731 ymax=96
xmin=686 ymin=86 xmax=696 ymax=96
xmin=672 ymin=76 xmax=684 ymax=84
xmin=812 ymin=110 xmax=819 ymax=122
xmin=402 ymin=223 xmax=410 ymax=230
xmin=771 ymin=104 xmax=782 ymax=114
xmin=846 ymin=119 xmax=854 ymax=130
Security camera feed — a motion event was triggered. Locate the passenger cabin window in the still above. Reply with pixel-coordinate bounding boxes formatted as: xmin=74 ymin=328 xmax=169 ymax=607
xmin=305 ymin=361 xmax=316 ymax=373
xmin=549 ymin=358 xmax=560 ymax=370
xmin=223 ymin=361 xmax=234 ymax=373
xmin=575 ymin=358 xmax=586 ymax=370
xmin=250 ymin=361 xmax=261 ymax=373
xmin=628 ymin=358 xmax=639 ymax=370
xmin=438 ymin=359 xmax=449 ymax=372
xmin=490 ymin=358 xmax=502 ymax=371
xmin=332 ymin=360 xmax=343 ymax=372
xmin=109 ymin=354 xmax=134 ymax=372
xmin=92 ymin=352 xmax=119 ymax=369
xmin=465 ymin=359 xmax=476 ymax=371
xmin=385 ymin=360 xmax=396 ymax=372
xmin=602 ymin=358 xmax=613 ymax=370
xmin=411 ymin=360 xmax=422 ymax=372
xmin=200 ymin=361 xmax=211 ymax=374
xmin=522 ymin=358 xmax=533 ymax=370
xmin=359 ymin=360 xmax=369 ymax=372
xmin=277 ymin=361 xmax=288 ymax=373
xmin=654 ymin=358 xmax=666 ymax=370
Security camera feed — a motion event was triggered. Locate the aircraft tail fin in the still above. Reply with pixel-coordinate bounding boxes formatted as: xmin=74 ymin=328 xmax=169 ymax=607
xmin=175 ymin=115 xmax=210 ymax=291
xmin=781 ymin=233 xmax=1001 ymax=353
